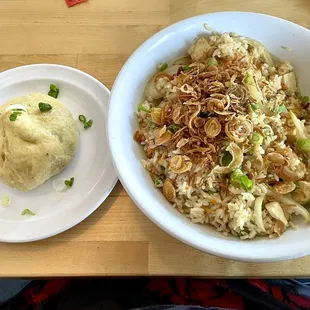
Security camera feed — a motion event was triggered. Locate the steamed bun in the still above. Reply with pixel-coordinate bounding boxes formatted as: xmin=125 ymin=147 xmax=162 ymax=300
xmin=0 ymin=93 xmax=79 ymax=192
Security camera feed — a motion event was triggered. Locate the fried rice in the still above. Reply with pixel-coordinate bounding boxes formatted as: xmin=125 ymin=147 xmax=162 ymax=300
xmin=133 ymin=32 xmax=310 ymax=239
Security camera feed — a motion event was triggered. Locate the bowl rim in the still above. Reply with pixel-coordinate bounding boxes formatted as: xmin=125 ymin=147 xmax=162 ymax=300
xmin=108 ymin=11 xmax=310 ymax=262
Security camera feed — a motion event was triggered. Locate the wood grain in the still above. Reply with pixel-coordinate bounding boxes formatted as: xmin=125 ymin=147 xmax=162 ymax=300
xmin=0 ymin=241 xmax=148 ymax=277
xmin=1 ymin=0 xmax=310 ymax=277
xmin=170 ymin=0 xmax=310 ymax=29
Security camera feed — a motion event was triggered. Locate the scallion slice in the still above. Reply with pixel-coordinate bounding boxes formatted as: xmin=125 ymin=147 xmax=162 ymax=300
xmin=207 ymin=57 xmax=218 ymax=66
xmin=251 ymin=103 xmax=259 ymax=112
xmin=78 ymin=115 xmax=93 ymax=129
xmin=9 ymin=111 xmax=22 ymax=121
xmin=302 ymin=96 xmax=310 ymax=104
xmin=39 ymin=102 xmax=52 ymax=112
xmin=278 ymin=104 xmax=287 ymax=113
xmin=21 ymin=209 xmax=35 ymax=216
xmin=48 ymin=84 xmax=59 ymax=98
xmin=230 ymin=169 xmax=253 ymax=191
xmin=251 ymin=132 xmax=264 ymax=145
xmin=296 ymin=138 xmax=310 ymax=152
xmin=138 ymin=104 xmax=151 ymax=113
xmin=64 ymin=177 xmax=74 ymax=188
xmin=222 ymin=152 xmax=233 ymax=166
xmin=167 ymin=124 xmax=180 ymax=134
xmin=159 ymin=63 xmax=168 ymax=71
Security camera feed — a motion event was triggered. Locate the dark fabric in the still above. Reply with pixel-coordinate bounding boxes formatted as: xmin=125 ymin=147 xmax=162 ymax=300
xmin=133 ymin=307 xmax=232 ymax=310
xmin=0 ymin=280 xmax=30 ymax=305
xmin=2 ymin=278 xmax=310 ymax=310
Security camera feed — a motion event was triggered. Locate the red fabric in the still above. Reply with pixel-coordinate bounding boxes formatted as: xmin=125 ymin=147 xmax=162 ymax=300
xmin=148 ymin=278 xmax=245 ymax=309
xmin=65 ymin=0 xmax=87 ymax=7
xmin=248 ymin=279 xmax=269 ymax=293
xmin=176 ymin=278 xmax=189 ymax=300
xmin=288 ymin=293 xmax=310 ymax=309
xmin=148 ymin=278 xmax=174 ymax=296
xmin=8 ymin=278 xmax=310 ymax=309
xmin=23 ymin=279 xmax=70 ymax=307
xmin=271 ymin=285 xmax=283 ymax=301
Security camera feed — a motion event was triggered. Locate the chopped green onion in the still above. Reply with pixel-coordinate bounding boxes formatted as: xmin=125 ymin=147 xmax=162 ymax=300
xmin=39 ymin=102 xmax=52 ymax=112
xmin=84 ymin=120 xmax=93 ymax=129
xmin=48 ymin=90 xmax=58 ymax=98
xmin=138 ymin=104 xmax=151 ymax=113
xmin=48 ymin=84 xmax=59 ymax=98
xmin=1 ymin=195 xmax=11 ymax=207
xmin=11 ymin=108 xmax=25 ymax=112
xmin=297 ymin=93 xmax=310 ymax=104
xmin=21 ymin=209 xmax=35 ymax=216
xmin=78 ymin=115 xmax=86 ymax=123
xmin=222 ymin=152 xmax=233 ymax=166
xmin=50 ymin=84 xmax=59 ymax=92
xmin=239 ymin=175 xmax=254 ymax=191
xmin=295 ymin=182 xmax=300 ymax=189
xmin=153 ymin=176 xmax=163 ymax=188
xmin=167 ymin=124 xmax=180 ymax=134
xmin=278 ymin=104 xmax=287 ymax=113
xmin=244 ymin=72 xmax=251 ymax=84
xmin=238 ymin=226 xmax=250 ymax=237
xmin=183 ymin=65 xmax=191 ymax=71
xmin=302 ymin=111 xmax=308 ymax=120
xmin=230 ymin=169 xmax=253 ymax=191
xmin=198 ymin=111 xmax=209 ymax=118
xmin=9 ymin=111 xmax=22 ymax=121
xmin=64 ymin=177 xmax=74 ymax=188
xmin=296 ymin=138 xmax=310 ymax=152
xmin=302 ymin=96 xmax=310 ymax=104
xmin=251 ymin=132 xmax=263 ymax=145
xmin=230 ymin=169 xmax=243 ymax=187
xmin=78 ymin=115 xmax=93 ymax=129
xmin=222 ymin=140 xmax=230 ymax=148
xmin=251 ymin=103 xmax=259 ymax=112
xmin=149 ymin=121 xmax=157 ymax=129
xmin=159 ymin=63 xmax=168 ymax=71
xmin=207 ymin=57 xmax=218 ymax=66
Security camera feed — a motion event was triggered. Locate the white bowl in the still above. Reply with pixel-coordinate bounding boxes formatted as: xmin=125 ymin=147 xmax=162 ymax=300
xmin=108 ymin=12 xmax=310 ymax=262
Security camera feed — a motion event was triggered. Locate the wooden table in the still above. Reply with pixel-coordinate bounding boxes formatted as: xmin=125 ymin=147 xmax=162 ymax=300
xmin=1 ymin=0 xmax=310 ymax=277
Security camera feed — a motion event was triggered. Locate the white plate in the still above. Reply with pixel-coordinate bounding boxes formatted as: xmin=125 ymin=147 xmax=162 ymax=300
xmin=0 ymin=64 xmax=117 ymax=242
